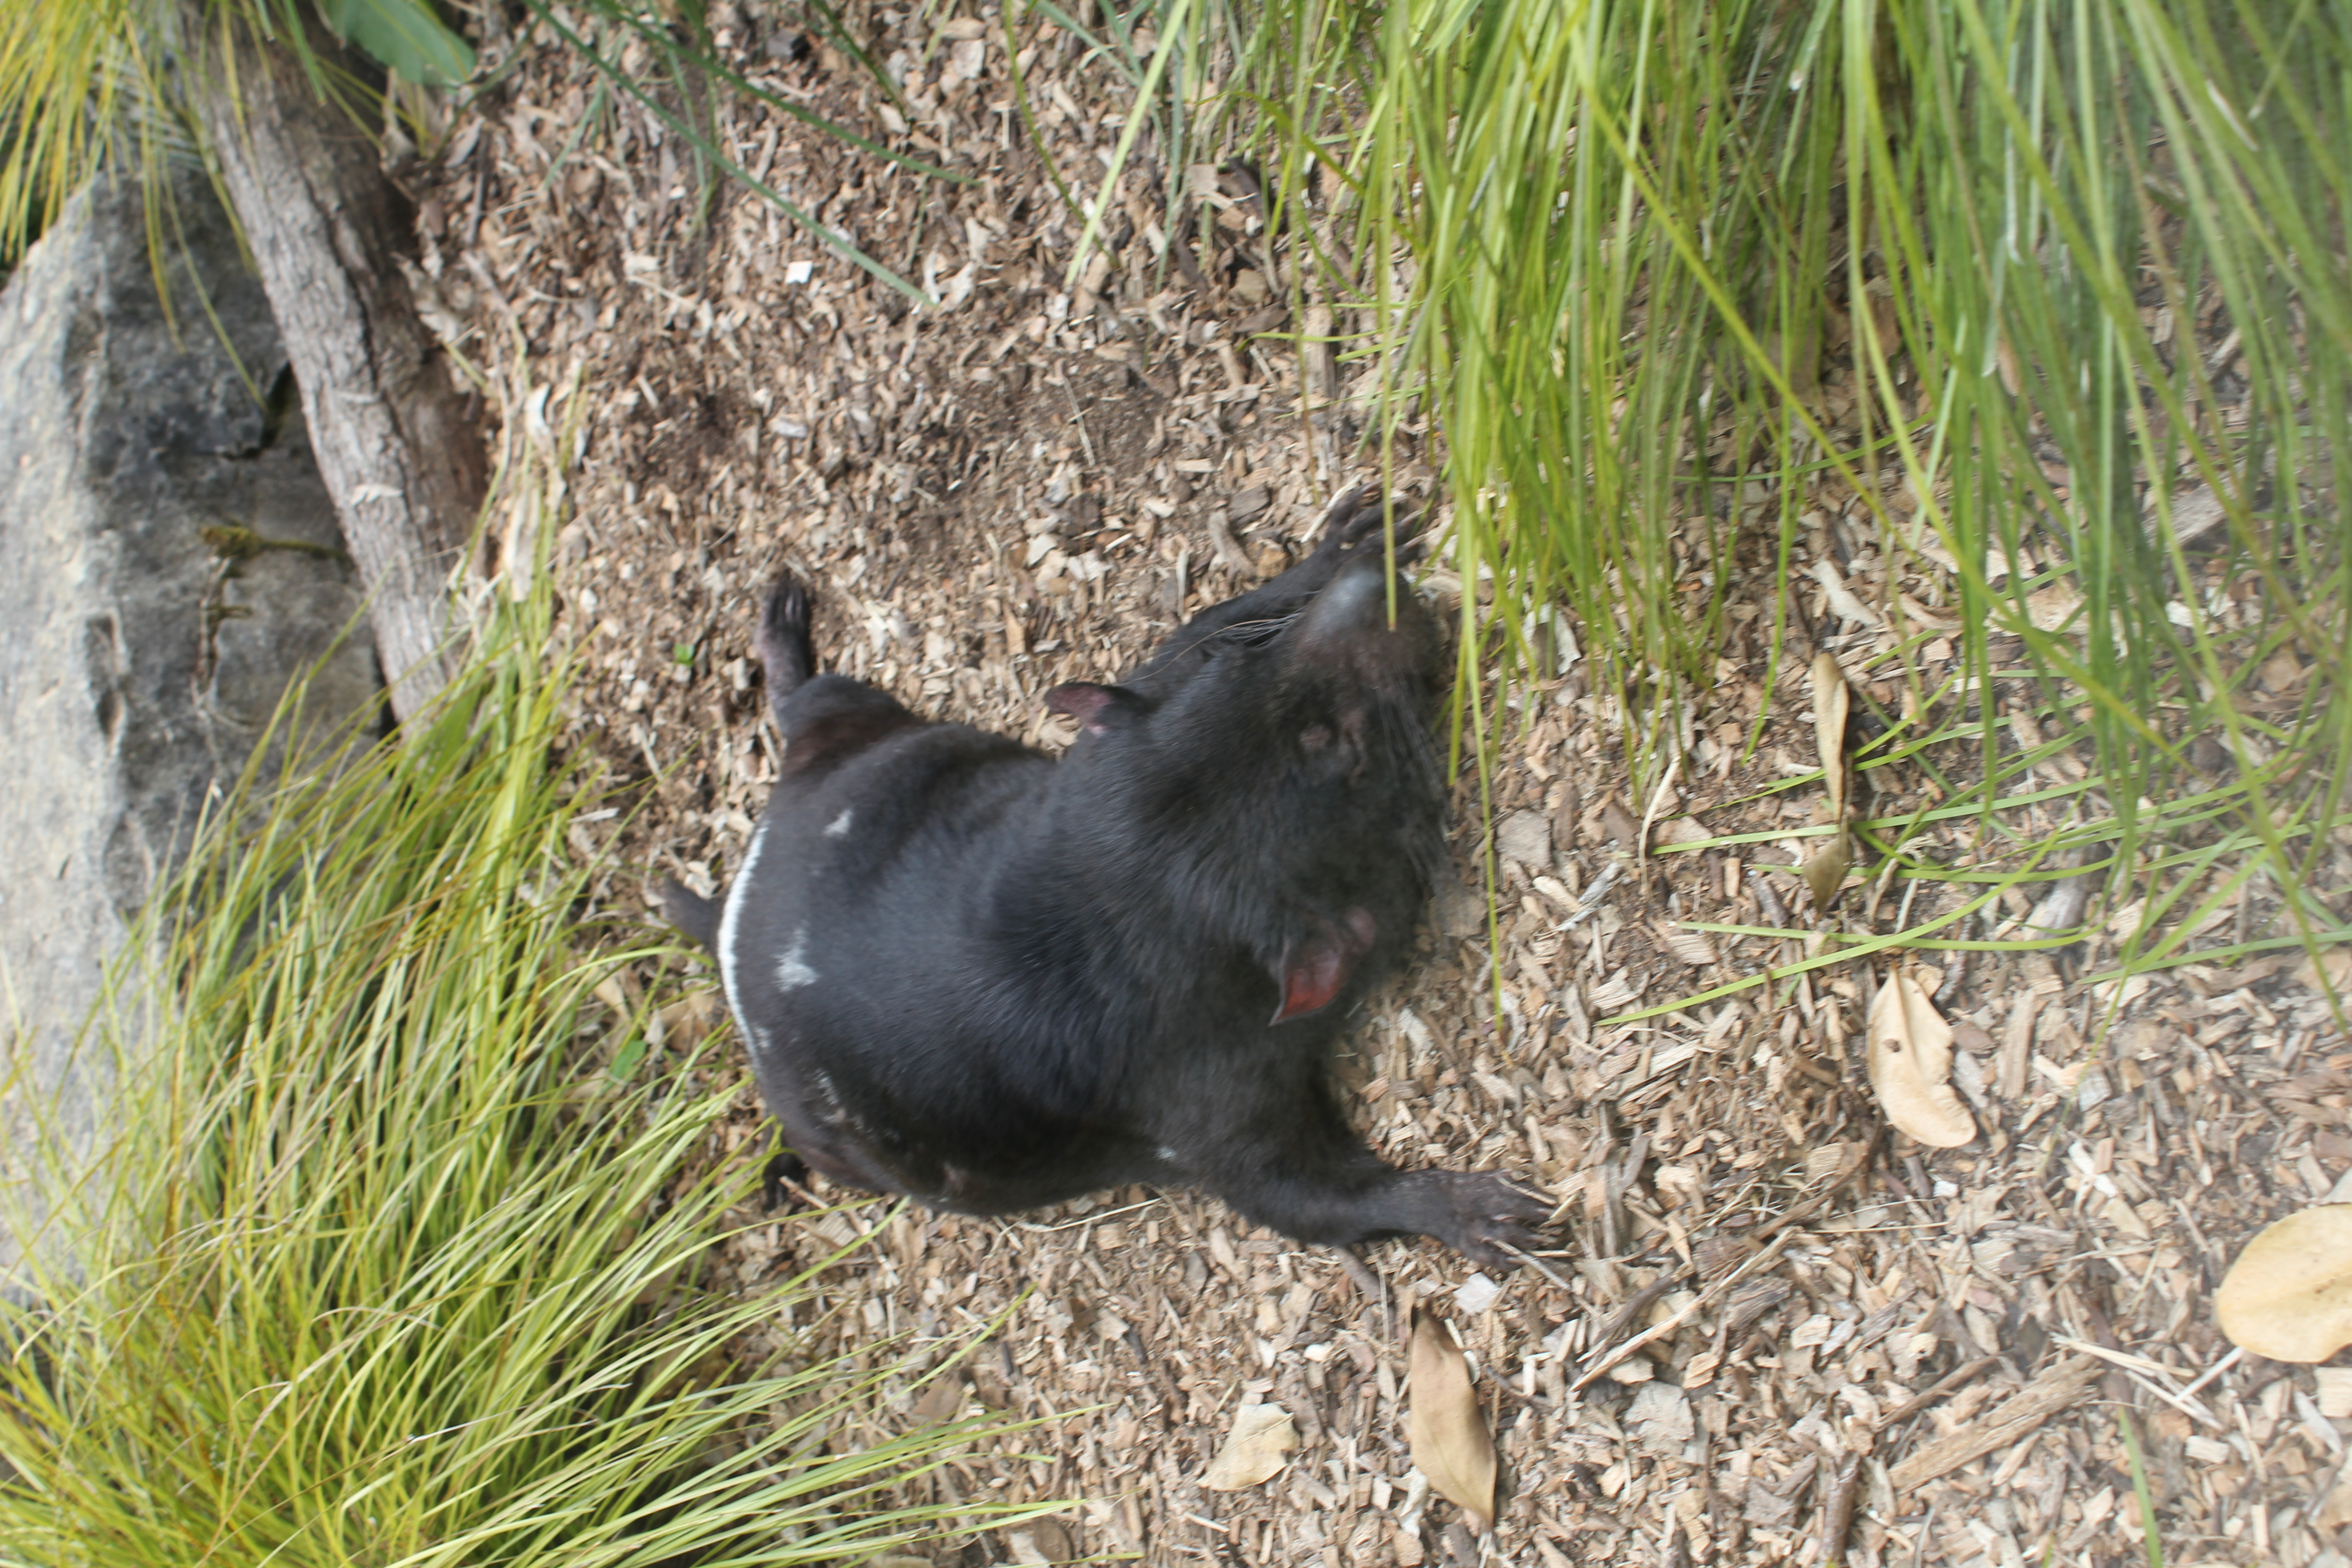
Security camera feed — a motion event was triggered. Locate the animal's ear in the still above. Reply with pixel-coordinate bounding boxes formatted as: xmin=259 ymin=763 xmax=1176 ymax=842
xmin=1269 ymin=908 xmax=1378 ymax=1024
xmin=1044 ymin=681 xmax=1146 ymax=735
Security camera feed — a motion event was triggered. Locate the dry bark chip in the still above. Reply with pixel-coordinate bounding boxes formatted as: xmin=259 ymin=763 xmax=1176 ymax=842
xmin=1865 ymin=966 xmax=1975 ymax=1147
xmin=1200 ymin=1403 xmax=1297 ymax=1491
xmin=1652 ymin=815 xmax=1714 ymax=848
xmin=1656 ymin=921 xmax=1720 ymax=968
xmin=2317 ymin=1366 xmax=2352 ymax=1420
xmin=1497 ymin=808 xmax=1553 ymax=870
xmin=1626 ymin=1379 xmax=1695 ymax=1452
xmin=2318 ymin=1470 xmax=2352 ymax=1533
xmin=2215 ymin=1205 xmax=2352 ymax=1362
xmin=1407 ymin=1309 xmax=1497 ymax=1529
xmin=1744 ymin=1478 xmax=1799 ymax=1529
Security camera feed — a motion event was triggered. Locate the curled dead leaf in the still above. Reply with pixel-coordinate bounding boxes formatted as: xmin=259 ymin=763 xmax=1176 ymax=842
xmin=1407 ymin=1309 xmax=1496 ymax=1530
xmin=1810 ymin=652 xmax=1850 ymax=815
xmin=1866 ymin=967 xmax=1975 ymax=1148
xmin=1799 ymin=830 xmax=1849 ymax=912
xmin=2215 ymin=1206 xmax=2352 ymax=1363
xmin=1200 ymin=1403 xmax=1296 ymax=1490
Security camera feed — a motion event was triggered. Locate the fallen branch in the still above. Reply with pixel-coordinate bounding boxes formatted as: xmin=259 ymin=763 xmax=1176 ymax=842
xmin=1888 ymin=1356 xmax=2105 ymax=1490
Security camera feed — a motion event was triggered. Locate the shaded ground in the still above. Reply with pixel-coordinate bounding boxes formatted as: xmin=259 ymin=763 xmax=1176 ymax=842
xmin=417 ymin=5 xmax=2352 ymax=1564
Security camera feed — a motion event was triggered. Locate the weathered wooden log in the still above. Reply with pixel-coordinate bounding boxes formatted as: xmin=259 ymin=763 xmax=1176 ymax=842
xmin=197 ymin=15 xmax=485 ymax=718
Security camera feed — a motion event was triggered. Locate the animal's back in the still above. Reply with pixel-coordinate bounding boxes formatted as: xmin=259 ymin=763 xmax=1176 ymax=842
xmin=672 ymin=488 xmax=1551 ymax=1264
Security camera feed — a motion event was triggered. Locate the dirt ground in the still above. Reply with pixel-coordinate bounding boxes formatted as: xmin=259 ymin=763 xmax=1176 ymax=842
xmin=413 ymin=4 xmax=2352 ymax=1564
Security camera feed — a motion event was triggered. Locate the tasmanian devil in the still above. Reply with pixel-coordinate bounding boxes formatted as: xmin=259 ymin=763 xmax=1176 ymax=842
xmin=663 ymin=485 xmax=1549 ymax=1267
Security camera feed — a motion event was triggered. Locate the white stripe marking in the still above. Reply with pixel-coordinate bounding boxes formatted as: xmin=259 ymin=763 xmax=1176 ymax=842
xmin=717 ymin=815 xmax=771 ymax=1057
xmin=824 ymin=808 xmax=854 ymax=838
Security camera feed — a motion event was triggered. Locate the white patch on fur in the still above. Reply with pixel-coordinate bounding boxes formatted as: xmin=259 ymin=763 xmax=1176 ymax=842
xmin=776 ymin=927 xmax=819 ymax=991
xmin=824 ymin=808 xmax=854 ymax=838
xmin=811 ymin=1068 xmax=848 ymax=1125
xmin=717 ymin=817 xmax=771 ymax=1057
xmin=1156 ymin=1146 xmax=1181 ymax=1164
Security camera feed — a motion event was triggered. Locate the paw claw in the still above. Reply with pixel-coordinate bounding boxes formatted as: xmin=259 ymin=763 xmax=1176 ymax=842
xmin=1439 ymin=1170 xmax=1554 ymax=1268
xmin=1317 ymin=485 xmax=1423 ymax=559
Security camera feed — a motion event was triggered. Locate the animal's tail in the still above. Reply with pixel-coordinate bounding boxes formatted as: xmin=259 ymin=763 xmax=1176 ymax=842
xmin=660 ymin=877 xmax=720 ymax=949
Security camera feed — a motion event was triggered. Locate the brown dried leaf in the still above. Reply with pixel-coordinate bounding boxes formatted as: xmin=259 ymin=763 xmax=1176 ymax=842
xmin=2027 ymin=582 xmax=2083 ymax=632
xmin=1810 ymin=652 xmax=1850 ymax=815
xmin=2215 ymin=1205 xmax=2352 ymax=1362
xmin=2293 ymin=945 xmax=2352 ymax=996
xmin=1602 ymin=798 xmax=1642 ymax=854
xmin=1865 ymin=966 xmax=1975 ymax=1147
xmin=1200 ymin=1402 xmax=1296 ymax=1490
xmin=1407 ymin=1309 xmax=1496 ymax=1529
xmin=1652 ymin=815 xmax=1715 ymax=848
xmin=1800 ymin=829 xmax=1849 ymax=912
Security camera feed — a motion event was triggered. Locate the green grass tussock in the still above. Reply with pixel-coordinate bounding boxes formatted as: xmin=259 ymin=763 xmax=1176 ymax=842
xmin=1188 ymin=0 xmax=2351 ymax=991
xmin=0 ymin=588 xmax=1036 ymax=1566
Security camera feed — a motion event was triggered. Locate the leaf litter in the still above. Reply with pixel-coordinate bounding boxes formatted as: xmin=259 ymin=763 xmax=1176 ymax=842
xmin=2216 ymin=1207 xmax=2352 ymax=1365
xmin=428 ymin=2 xmax=2352 ymax=1563
xmin=1866 ymin=967 xmax=1975 ymax=1149
xmin=1407 ymin=1309 xmax=1497 ymax=1530
xmin=1202 ymin=1404 xmax=1299 ymax=1492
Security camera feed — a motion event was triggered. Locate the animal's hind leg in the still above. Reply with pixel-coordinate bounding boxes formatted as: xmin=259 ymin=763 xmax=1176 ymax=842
xmin=755 ymin=573 xmax=820 ymax=730
xmin=762 ymin=1141 xmax=813 ymax=1212
xmin=754 ymin=573 xmax=916 ymax=745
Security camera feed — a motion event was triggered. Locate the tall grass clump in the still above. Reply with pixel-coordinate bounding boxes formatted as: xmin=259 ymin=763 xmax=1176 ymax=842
xmin=1202 ymin=0 xmax=2350 ymax=989
xmin=0 ymin=0 xmax=473 ymax=267
xmin=0 ymin=585 xmax=1034 ymax=1565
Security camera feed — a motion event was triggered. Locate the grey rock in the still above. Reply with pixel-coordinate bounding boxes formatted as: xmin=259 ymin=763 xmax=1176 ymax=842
xmin=0 ymin=164 xmax=384 ymax=1297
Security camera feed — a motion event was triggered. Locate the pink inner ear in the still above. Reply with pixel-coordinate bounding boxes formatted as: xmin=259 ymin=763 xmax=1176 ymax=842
xmin=1044 ymin=682 xmax=1111 ymax=719
xmin=1044 ymin=682 xmax=1120 ymax=733
xmin=1271 ymin=908 xmax=1377 ymax=1024
xmin=1274 ymin=944 xmax=1348 ymax=1023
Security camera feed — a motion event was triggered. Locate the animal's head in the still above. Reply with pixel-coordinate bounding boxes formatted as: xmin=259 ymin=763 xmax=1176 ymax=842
xmin=1046 ymin=555 xmax=1446 ymax=1022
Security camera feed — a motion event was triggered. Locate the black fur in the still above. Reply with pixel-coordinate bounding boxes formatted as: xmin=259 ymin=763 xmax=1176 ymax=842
xmin=676 ymin=486 xmax=1548 ymax=1267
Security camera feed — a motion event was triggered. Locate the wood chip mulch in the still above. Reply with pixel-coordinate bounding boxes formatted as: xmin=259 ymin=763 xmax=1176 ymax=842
xmin=411 ymin=4 xmax=2352 ymax=1564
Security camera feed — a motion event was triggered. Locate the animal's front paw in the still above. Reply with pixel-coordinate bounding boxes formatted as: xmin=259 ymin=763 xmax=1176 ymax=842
xmin=1435 ymin=1171 xmax=1553 ymax=1270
